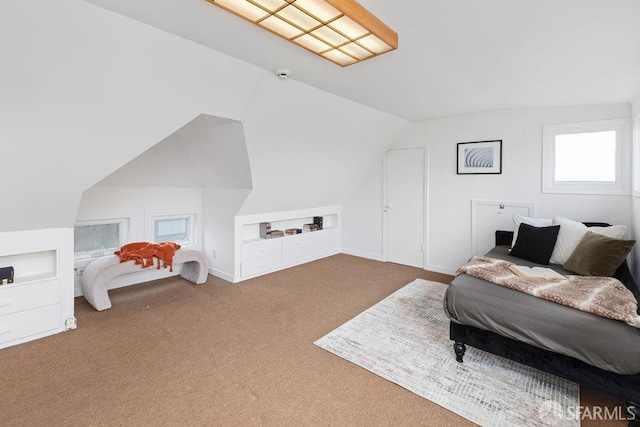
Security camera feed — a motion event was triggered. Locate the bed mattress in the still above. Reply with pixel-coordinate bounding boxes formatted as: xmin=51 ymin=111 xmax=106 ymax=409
xmin=444 ymin=246 xmax=640 ymax=375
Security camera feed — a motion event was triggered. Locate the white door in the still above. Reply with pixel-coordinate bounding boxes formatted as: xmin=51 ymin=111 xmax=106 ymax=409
xmin=385 ymin=148 xmax=424 ymax=268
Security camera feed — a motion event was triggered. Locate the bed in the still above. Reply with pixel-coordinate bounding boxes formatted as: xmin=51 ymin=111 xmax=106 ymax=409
xmin=444 ymin=226 xmax=640 ymax=420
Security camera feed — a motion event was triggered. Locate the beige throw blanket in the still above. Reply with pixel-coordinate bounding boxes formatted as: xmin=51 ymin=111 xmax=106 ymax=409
xmin=456 ymin=256 xmax=640 ymax=328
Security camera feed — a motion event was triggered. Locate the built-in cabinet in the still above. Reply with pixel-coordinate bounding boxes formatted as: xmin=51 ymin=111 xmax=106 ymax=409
xmin=241 ymin=238 xmax=283 ymax=277
xmin=471 ymin=200 xmax=536 ymax=256
xmin=0 ymin=228 xmax=74 ymax=349
xmin=235 ymin=206 xmax=341 ymax=281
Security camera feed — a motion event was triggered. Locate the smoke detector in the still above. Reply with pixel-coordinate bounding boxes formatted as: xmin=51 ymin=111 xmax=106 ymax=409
xmin=275 ymin=68 xmax=291 ymax=80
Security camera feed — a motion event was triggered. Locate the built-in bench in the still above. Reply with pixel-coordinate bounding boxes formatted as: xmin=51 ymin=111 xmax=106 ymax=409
xmin=81 ymin=248 xmax=209 ymax=311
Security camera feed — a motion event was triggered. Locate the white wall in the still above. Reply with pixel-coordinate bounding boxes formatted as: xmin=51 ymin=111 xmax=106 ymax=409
xmin=97 ymin=115 xmax=253 ymax=190
xmin=341 ymin=161 xmax=385 ymax=261
xmin=0 ymin=0 xmax=410 ymax=220
xmin=0 ymin=0 xmax=263 ymax=233
xmin=239 ymin=77 xmax=410 ymax=215
xmin=202 ymin=189 xmax=251 ymax=281
xmin=343 ymin=103 xmax=633 ymax=274
xmin=0 ymin=0 xmax=408 ymax=235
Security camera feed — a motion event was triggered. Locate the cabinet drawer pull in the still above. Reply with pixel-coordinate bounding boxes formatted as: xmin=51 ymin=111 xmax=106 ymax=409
xmin=0 ymin=326 xmax=10 ymax=335
xmin=0 ymin=300 xmax=10 ymax=307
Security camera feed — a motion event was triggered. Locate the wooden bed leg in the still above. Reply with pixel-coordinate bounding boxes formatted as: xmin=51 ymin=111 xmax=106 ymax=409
xmin=626 ymin=401 xmax=640 ymax=426
xmin=453 ymin=342 xmax=466 ymax=363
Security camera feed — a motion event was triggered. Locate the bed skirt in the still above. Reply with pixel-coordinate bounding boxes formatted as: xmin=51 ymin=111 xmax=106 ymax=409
xmin=450 ymin=322 xmax=640 ymax=405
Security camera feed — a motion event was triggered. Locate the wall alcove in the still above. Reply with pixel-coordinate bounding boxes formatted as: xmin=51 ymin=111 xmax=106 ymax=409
xmin=73 ymin=114 xmax=253 ymax=294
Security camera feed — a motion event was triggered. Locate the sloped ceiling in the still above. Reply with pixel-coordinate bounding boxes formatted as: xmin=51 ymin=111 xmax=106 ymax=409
xmin=0 ymin=0 xmax=264 ymax=232
xmin=96 ymin=115 xmax=253 ymax=190
xmin=82 ymin=0 xmax=640 ymax=120
xmin=0 ymin=0 xmax=409 ymax=232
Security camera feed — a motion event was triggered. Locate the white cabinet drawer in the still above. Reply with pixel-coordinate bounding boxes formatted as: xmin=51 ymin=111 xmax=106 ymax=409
xmin=241 ymin=239 xmax=282 ymax=262
xmin=241 ymin=253 xmax=282 ymax=278
xmin=314 ymin=228 xmax=340 ymax=243
xmin=0 ymin=281 xmax=61 ymax=316
xmin=282 ymin=245 xmax=315 ymax=267
xmin=314 ymin=239 xmax=340 ymax=258
xmin=0 ymin=304 xmax=61 ymax=345
xmin=282 ymin=233 xmax=315 ymax=252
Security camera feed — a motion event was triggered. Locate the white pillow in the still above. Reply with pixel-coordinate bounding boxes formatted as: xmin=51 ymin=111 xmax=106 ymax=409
xmin=549 ymin=216 xmax=627 ymax=265
xmin=511 ymin=214 xmax=552 ymax=248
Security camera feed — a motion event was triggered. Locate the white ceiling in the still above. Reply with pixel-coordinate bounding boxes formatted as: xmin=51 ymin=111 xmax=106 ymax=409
xmin=83 ymin=0 xmax=640 ymax=121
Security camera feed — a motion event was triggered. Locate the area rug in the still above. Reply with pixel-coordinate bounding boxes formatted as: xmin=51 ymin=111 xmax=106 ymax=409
xmin=314 ymin=279 xmax=579 ymax=426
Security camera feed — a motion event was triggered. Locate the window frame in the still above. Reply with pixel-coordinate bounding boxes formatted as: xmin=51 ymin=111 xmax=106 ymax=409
xmin=144 ymin=206 xmax=201 ymax=248
xmin=542 ymin=118 xmax=631 ymax=195
xmin=152 ymin=214 xmax=195 ymax=245
xmin=73 ymin=218 xmax=128 ymax=260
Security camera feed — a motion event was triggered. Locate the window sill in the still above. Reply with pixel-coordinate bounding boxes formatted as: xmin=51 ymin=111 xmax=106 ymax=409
xmin=542 ymin=187 xmax=631 ymax=196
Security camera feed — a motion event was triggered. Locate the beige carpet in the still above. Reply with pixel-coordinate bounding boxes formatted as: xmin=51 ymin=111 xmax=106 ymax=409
xmin=315 ymin=279 xmax=578 ymax=426
xmin=0 ymin=254 xmax=625 ymax=426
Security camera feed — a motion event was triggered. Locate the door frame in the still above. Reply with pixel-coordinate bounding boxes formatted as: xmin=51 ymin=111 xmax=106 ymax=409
xmin=383 ymin=147 xmax=427 ymax=268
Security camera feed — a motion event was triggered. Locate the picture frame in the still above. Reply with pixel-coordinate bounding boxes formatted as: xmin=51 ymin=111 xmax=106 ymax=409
xmin=457 ymin=140 xmax=502 ymax=175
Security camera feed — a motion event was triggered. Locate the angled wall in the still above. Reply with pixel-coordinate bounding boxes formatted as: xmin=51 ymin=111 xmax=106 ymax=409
xmin=1 ymin=0 xmax=408 ymax=236
xmin=239 ymin=78 xmax=410 ymax=215
xmin=0 ymin=0 xmax=262 ymax=233
xmin=78 ymin=114 xmax=255 ymax=284
xmin=94 ymin=114 xmax=252 ymax=189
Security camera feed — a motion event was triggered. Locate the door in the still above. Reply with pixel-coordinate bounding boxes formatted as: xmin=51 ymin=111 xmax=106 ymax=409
xmin=472 ymin=201 xmax=535 ymax=256
xmin=385 ymin=148 xmax=425 ymax=268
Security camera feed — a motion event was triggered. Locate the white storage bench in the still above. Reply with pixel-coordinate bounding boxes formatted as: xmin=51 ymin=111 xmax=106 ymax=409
xmin=81 ymin=248 xmax=209 ymax=311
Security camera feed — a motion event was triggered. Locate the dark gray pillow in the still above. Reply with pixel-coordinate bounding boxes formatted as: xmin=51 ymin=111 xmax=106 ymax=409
xmin=510 ymin=223 xmax=560 ymax=265
xmin=563 ymin=231 xmax=636 ymax=277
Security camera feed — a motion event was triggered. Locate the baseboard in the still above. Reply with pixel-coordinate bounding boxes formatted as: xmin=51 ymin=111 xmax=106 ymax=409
xmin=426 ymin=264 xmax=457 ymax=275
xmin=341 ymin=248 xmax=383 ymax=261
xmin=341 ymin=250 xmax=456 ymax=275
xmin=209 ymin=267 xmax=234 ymax=282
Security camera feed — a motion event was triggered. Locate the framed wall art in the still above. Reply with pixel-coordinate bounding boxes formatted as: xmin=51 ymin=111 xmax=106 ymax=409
xmin=457 ymin=140 xmax=502 ymax=175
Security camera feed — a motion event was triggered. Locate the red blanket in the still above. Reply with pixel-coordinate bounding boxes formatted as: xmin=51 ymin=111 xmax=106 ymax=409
xmin=114 ymin=242 xmax=181 ymax=272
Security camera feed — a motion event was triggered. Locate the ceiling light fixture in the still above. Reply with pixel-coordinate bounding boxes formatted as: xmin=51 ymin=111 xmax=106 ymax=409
xmin=206 ymin=0 xmax=398 ymax=67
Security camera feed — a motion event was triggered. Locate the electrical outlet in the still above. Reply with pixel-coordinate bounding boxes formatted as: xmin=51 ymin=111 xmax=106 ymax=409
xmin=212 ymin=250 xmax=217 ymax=258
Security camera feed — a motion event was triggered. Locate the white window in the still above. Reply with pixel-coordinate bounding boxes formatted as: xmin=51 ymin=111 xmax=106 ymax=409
xmin=74 ymin=220 xmax=126 ymax=259
xmin=145 ymin=207 xmax=201 ymax=248
xmin=152 ymin=215 xmax=195 ymax=245
xmin=542 ymin=119 xmax=631 ymax=195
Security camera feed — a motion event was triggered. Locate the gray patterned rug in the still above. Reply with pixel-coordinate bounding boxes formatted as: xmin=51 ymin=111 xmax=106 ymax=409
xmin=314 ymin=279 xmax=579 ymax=426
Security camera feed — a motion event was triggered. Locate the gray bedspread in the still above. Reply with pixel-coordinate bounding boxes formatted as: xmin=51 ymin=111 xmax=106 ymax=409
xmin=444 ymin=246 xmax=640 ymax=375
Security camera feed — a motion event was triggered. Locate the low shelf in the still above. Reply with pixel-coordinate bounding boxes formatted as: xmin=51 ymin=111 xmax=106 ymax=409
xmin=234 ymin=206 xmax=341 ymax=282
xmin=0 ymin=228 xmax=74 ymax=349
xmin=0 ymin=249 xmax=57 ymax=285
